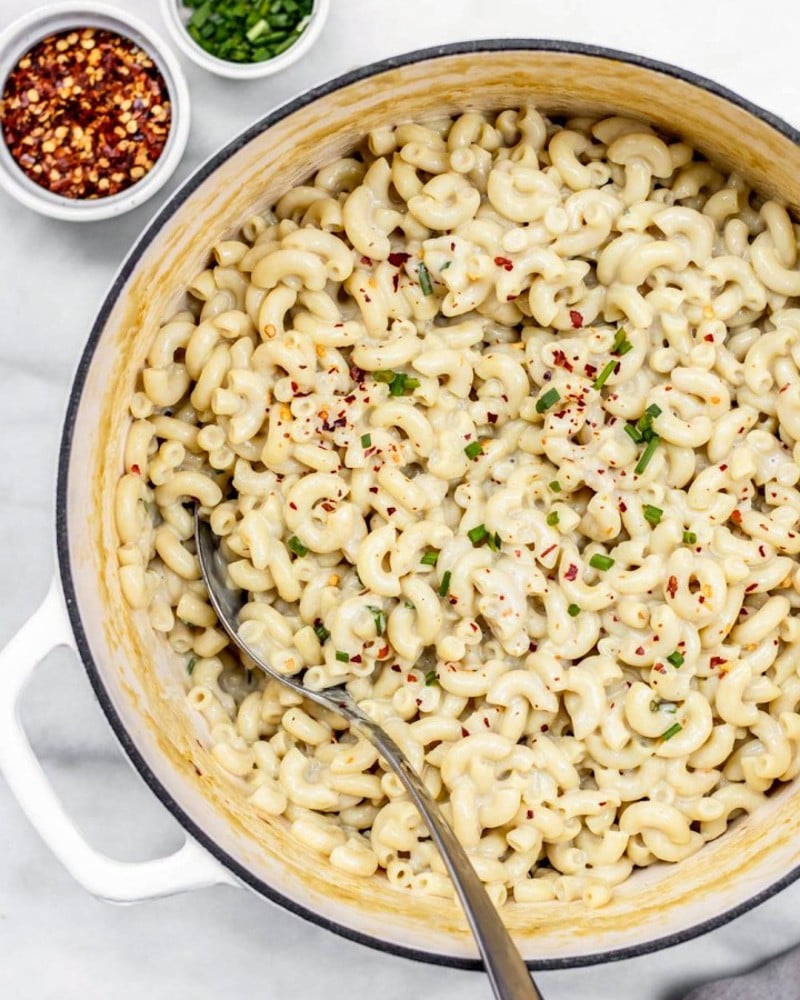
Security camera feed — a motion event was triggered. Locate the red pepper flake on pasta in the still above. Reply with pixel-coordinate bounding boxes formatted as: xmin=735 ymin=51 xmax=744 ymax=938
xmin=494 ymin=255 xmax=514 ymax=271
xmin=666 ymin=575 xmax=678 ymax=598
xmin=569 ymin=310 xmax=583 ymax=328
xmin=0 ymin=28 xmax=171 ymax=199
xmin=387 ymin=251 xmax=410 ymax=267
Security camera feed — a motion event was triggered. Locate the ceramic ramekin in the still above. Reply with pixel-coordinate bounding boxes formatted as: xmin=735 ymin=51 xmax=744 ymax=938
xmin=0 ymin=2 xmax=190 ymax=221
xmin=159 ymin=0 xmax=330 ymax=80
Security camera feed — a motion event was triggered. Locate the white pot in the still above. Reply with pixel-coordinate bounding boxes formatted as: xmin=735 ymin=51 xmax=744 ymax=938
xmin=3 ymin=41 xmax=800 ymax=971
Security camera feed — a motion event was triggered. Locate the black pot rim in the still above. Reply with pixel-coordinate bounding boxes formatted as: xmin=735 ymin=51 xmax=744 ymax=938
xmin=56 ymin=37 xmax=800 ymax=972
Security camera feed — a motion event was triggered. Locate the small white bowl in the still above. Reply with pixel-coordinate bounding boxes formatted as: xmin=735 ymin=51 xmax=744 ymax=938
xmin=159 ymin=0 xmax=329 ymax=80
xmin=0 ymin=2 xmax=190 ymax=221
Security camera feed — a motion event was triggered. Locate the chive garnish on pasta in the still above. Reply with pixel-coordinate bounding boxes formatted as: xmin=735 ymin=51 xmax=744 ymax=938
xmin=635 ymin=435 xmax=660 ymax=474
xmin=418 ymin=262 xmax=434 ymax=295
xmin=287 ymin=536 xmax=308 ymax=557
xmin=536 ymin=387 xmax=560 ymax=413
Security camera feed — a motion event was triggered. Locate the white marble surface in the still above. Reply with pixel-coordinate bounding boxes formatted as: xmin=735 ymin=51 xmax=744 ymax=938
xmin=2 ymin=1 xmax=800 ymax=997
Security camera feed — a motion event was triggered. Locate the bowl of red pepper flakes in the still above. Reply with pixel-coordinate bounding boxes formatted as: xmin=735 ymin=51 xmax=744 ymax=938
xmin=0 ymin=3 xmax=190 ymax=220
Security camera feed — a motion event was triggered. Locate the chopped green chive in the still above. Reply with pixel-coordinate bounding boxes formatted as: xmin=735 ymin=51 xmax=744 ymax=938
xmin=313 ymin=621 xmax=330 ymax=644
xmin=624 ymin=423 xmax=643 ymax=444
xmin=649 ymin=699 xmax=660 ymax=712
xmin=186 ymin=656 xmax=196 ymax=676
xmin=589 ymin=553 xmax=614 ymax=571
xmin=367 ymin=605 xmax=386 ymax=636
xmin=439 ymin=570 xmax=452 ymax=597
xmin=404 ymin=600 xmax=415 ymax=609
xmin=666 ymin=651 xmax=684 ymax=667
xmin=440 ymin=261 xmax=452 ymax=271
xmin=335 ymin=650 xmax=350 ymax=663
xmin=612 ymin=329 xmax=633 ymax=356
xmin=418 ymin=262 xmax=434 ymax=295
xmin=420 ymin=549 xmax=439 ymax=566
xmin=361 ymin=433 xmax=372 ymax=448
xmin=593 ymin=359 xmax=617 ymax=390
xmin=546 ymin=511 xmax=559 ymax=526
xmin=425 ymin=669 xmax=438 ymax=686
xmin=643 ymin=504 xmax=663 ymax=526
xmin=464 ymin=440 xmax=483 ymax=460
xmin=374 ymin=371 xmax=419 ymax=396
xmin=246 ymin=18 xmax=268 ymax=42
xmin=567 ymin=603 xmax=581 ymax=617
xmin=549 ymin=480 xmax=562 ymax=493
xmin=287 ymin=535 xmax=308 ymax=557
xmin=661 ymin=722 xmax=683 ymax=741
xmin=467 ymin=524 xmax=488 ymax=545
xmin=683 ymin=531 xmax=697 ymax=545
xmin=635 ymin=404 xmax=662 ymax=440
xmin=536 ymin=387 xmax=561 ymax=413
xmin=635 ymin=435 xmax=660 ymax=475
xmin=486 ymin=531 xmax=502 ymax=552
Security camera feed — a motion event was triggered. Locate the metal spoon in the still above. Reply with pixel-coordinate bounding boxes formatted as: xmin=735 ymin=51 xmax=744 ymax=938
xmin=195 ymin=511 xmax=542 ymax=1000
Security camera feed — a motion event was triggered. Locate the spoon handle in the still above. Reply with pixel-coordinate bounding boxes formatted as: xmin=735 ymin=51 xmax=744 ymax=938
xmin=352 ymin=711 xmax=542 ymax=1000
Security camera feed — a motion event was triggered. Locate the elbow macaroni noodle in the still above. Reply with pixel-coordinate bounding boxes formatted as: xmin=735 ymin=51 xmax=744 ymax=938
xmin=116 ymin=107 xmax=800 ymax=908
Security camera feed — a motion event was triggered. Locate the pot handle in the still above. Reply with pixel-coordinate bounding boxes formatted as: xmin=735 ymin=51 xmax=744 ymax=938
xmin=0 ymin=578 xmax=238 ymax=903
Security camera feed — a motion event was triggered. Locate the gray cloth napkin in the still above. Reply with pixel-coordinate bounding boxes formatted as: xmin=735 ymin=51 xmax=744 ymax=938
xmin=683 ymin=944 xmax=800 ymax=999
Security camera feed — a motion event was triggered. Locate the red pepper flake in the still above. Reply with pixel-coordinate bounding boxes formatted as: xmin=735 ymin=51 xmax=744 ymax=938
xmin=653 ymin=663 xmax=667 ymax=674
xmin=564 ymin=563 xmax=578 ymax=581
xmin=0 ymin=28 xmax=172 ymax=199
xmin=719 ymin=464 xmax=728 ymax=471
xmin=487 ymin=412 xmax=498 ymax=424
xmin=320 ymin=502 xmax=335 ymax=512
xmin=552 ymin=349 xmax=573 ymax=372
xmin=528 ymin=641 xmax=538 ymax=652
xmin=387 ymin=251 xmax=410 ymax=267
xmin=569 ymin=310 xmax=583 ymax=329
xmin=386 ymin=506 xmax=396 ymax=516
xmin=709 ymin=656 xmax=726 ymax=668
xmin=635 ymin=645 xmax=645 ymax=656
xmin=392 ymin=273 xmax=399 ymax=292
xmin=618 ymin=500 xmax=628 ymax=513
xmin=666 ymin=576 xmax=678 ymax=598
xmin=391 ymin=664 xmax=401 ymax=672
xmin=494 ymin=255 xmax=514 ymax=271
xmin=540 ymin=544 xmax=557 ymax=558
xmin=540 ymin=724 xmax=549 ymax=732
xmin=461 ymin=726 xmax=470 ymax=738
xmin=351 ymin=654 xmax=362 ymax=664
xmin=360 ymin=255 xmax=373 ymax=266
xmin=368 ymin=486 xmax=378 ymax=494
xmin=526 ymin=809 xmax=534 ymax=819
xmin=288 ymin=502 xmax=297 ymax=510
xmin=758 ymin=545 xmax=766 ymax=558
xmin=704 ymin=334 xmax=714 ymax=342
xmin=730 ymin=509 xmax=742 ymax=525
xmin=130 ymin=463 xmax=141 ymax=475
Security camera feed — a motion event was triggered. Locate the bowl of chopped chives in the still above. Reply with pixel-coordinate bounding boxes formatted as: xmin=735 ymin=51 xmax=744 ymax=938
xmin=159 ymin=0 xmax=328 ymax=79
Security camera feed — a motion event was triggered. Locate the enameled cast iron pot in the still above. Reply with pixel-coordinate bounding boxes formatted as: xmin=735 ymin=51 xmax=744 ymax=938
xmin=3 ymin=41 xmax=800 ymax=971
